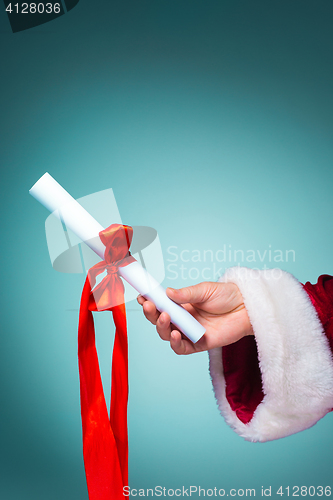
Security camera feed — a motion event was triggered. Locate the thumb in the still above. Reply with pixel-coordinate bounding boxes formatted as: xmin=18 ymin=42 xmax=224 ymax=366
xmin=166 ymin=282 xmax=212 ymax=305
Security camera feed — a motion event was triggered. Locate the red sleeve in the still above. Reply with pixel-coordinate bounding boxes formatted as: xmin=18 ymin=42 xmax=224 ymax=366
xmin=303 ymin=275 xmax=333 ymax=354
xmin=210 ymin=268 xmax=333 ymax=442
xmin=222 ymin=275 xmax=333 ymax=425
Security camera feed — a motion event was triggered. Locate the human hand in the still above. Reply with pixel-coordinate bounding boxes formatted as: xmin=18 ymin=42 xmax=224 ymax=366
xmin=137 ymin=281 xmax=253 ymax=355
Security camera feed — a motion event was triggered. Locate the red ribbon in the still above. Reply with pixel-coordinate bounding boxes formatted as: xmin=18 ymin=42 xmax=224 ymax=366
xmin=78 ymin=224 xmax=135 ymax=500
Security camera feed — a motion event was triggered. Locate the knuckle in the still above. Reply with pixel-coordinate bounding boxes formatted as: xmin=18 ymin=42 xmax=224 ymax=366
xmin=156 ymin=324 xmax=168 ymax=341
xmin=171 ymin=345 xmax=181 ymax=355
xmin=144 ymin=311 xmax=156 ymax=325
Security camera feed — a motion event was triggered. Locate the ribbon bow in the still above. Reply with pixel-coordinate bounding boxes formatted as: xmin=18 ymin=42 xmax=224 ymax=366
xmin=78 ymin=224 xmax=135 ymax=500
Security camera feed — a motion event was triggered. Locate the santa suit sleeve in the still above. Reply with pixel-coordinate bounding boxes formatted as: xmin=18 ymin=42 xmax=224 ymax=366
xmin=208 ymin=267 xmax=333 ymax=442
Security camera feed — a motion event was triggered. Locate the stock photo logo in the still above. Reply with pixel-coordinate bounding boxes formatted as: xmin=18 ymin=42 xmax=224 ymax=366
xmin=4 ymin=0 xmax=80 ymax=32
xmin=44 ymin=186 xmax=165 ymax=306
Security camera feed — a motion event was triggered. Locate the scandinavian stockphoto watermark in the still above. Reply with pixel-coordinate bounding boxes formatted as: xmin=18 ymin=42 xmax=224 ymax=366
xmin=166 ymin=245 xmax=296 ymax=282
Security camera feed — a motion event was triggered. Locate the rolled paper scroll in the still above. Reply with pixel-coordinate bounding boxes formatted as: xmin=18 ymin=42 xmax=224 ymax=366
xmin=29 ymin=173 xmax=205 ymax=343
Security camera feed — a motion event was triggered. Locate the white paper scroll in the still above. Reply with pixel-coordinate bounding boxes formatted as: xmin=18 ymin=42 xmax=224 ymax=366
xmin=44 ymin=190 xmax=165 ymax=305
xmin=29 ymin=173 xmax=205 ymax=343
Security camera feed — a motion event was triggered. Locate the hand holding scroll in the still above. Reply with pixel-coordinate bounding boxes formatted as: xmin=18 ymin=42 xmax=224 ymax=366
xmin=137 ymin=281 xmax=253 ymax=355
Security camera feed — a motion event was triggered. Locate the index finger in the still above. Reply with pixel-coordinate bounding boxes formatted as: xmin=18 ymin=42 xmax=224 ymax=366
xmin=137 ymin=294 xmax=147 ymax=305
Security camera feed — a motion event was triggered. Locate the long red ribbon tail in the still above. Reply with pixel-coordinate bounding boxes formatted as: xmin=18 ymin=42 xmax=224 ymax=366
xmin=78 ymin=276 xmax=128 ymax=500
xmin=111 ymin=303 xmax=129 ymax=487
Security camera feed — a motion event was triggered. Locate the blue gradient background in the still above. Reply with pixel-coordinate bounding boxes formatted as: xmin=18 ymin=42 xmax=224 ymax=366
xmin=1 ymin=1 xmax=333 ymax=498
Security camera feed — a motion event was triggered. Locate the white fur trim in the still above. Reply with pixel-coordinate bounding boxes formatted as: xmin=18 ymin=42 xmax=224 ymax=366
xmin=209 ymin=267 xmax=333 ymax=442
